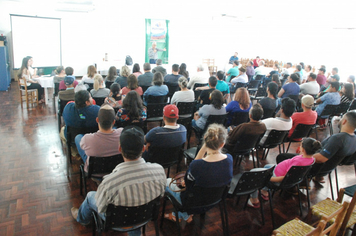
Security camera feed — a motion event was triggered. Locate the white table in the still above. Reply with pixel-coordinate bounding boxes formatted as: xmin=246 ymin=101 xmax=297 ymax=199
xmin=34 ymin=76 xmax=54 ymax=105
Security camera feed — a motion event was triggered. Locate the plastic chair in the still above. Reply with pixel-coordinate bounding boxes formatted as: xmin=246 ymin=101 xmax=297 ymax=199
xmin=57 ymin=99 xmax=72 ymax=132
xmin=93 ymin=97 xmax=106 ymax=106
xmin=268 ymin=163 xmax=314 ymax=220
xmin=247 ymin=80 xmax=260 ymax=95
xmin=93 ymin=196 xmax=161 ymax=236
xmin=230 ymin=82 xmax=247 ymax=94
xmin=105 ymin=81 xmax=113 ymax=89
xmin=228 ymin=112 xmax=249 ymax=127
xmin=177 ymin=117 xmax=192 ymax=149
xmin=141 ymin=85 xmax=150 ymax=94
xmin=146 ymin=103 xmax=166 ymax=128
xmin=192 ymin=83 xmax=208 ymax=100
xmin=161 ymin=185 xmax=230 ymax=236
xmin=257 ymin=130 xmax=289 ymax=165
xmin=284 ymin=123 xmax=314 ymax=153
xmin=193 ymin=114 xmax=227 ymax=144
xmin=18 ymin=77 xmax=38 ymax=108
xmin=167 ymin=84 xmax=180 ymax=99
xmin=79 ymin=154 xmax=124 ymax=196
xmin=349 ymin=99 xmax=356 ymax=111
xmin=147 ymin=145 xmax=184 ymax=177
xmin=250 ymin=86 xmax=267 ymax=101
xmin=228 ymin=167 xmax=274 ymax=226
xmin=146 ymin=95 xmax=167 ymax=104
xmin=84 ymin=82 xmax=93 ymax=92
xmin=314 ymin=104 xmax=338 ymax=139
xmin=272 ymin=201 xmax=349 ymax=236
xmin=328 ymin=103 xmax=351 ymax=135
xmin=176 ymin=101 xmax=195 ymax=118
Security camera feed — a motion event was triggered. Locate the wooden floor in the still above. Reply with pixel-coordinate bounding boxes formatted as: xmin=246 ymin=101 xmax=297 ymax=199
xmin=1 ymin=81 xmax=356 ymax=236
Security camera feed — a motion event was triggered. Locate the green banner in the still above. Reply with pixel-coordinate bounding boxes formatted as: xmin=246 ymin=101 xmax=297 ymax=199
xmin=145 ymin=19 xmax=169 ymax=64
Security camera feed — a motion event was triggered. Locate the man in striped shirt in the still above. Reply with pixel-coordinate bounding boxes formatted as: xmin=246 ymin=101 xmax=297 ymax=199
xmin=71 ymin=126 xmax=166 ymax=235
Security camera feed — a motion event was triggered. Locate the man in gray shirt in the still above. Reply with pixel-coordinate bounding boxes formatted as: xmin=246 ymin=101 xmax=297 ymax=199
xmin=148 ymin=42 xmax=166 ymax=64
xmin=138 ymin=63 xmax=154 ymax=87
xmin=152 ymin=59 xmax=167 ymax=77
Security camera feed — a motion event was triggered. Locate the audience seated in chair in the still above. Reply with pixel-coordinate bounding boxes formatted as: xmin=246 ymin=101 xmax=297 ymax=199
xmin=258 ymin=82 xmax=278 ymax=119
xmin=231 ymin=66 xmax=248 ymax=85
xmin=143 ymin=72 xmax=168 ymax=105
xmin=170 ymin=76 xmax=194 ymax=105
xmin=192 ymin=90 xmax=226 ymax=132
xmin=75 ymin=105 xmax=122 ymax=172
xmin=253 ymin=60 xmax=267 ymax=79
xmin=60 ymin=90 xmax=100 ymax=146
xmin=121 ymin=74 xmax=143 ymax=96
xmin=195 ymin=76 xmax=217 ymax=105
xmin=287 ymin=95 xmax=317 ymax=141
xmin=105 ymin=83 xmax=122 ymax=109
xmin=277 ymin=73 xmax=300 ymax=104
xmin=90 ymin=74 xmax=110 ymax=99
xmin=138 ymin=63 xmax=154 ymax=88
xmin=216 ymin=70 xmax=230 ymax=102
xmin=226 ymin=87 xmax=251 ymax=126
xmin=104 ymin=66 xmax=118 ymax=84
xmin=143 ymin=104 xmax=186 ymax=161
xmin=59 ymin=67 xmax=78 ymax=91
xmin=299 ymin=73 xmax=320 ymax=96
xmin=226 ymin=60 xmax=240 ymax=83
xmin=260 ymin=97 xmax=295 ymax=145
xmin=225 ymin=104 xmax=266 ymax=153
xmin=164 ymin=64 xmax=181 ymax=86
xmin=152 ymin=59 xmax=167 ymax=77
xmin=58 ymin=76 xmax=75 ymax=101
xmin=277 ymin=111 xmax=356 ymax=184
xmin=81 ymin=65 xmax=96 ymax=84
xmin=164 ymin=124 xmax=233 ymax=223
xmin=187 ymin=64 xmax=209 ymax=89
xmin=248 ymin=137 xmax=320 ymax=208
xmin=115 ymin=65 xmax=130 ymax=88
xmin=116 ymin=91 xmax=146 ymax=127
xmin=71 ymin=126 xmax=166 ymax=236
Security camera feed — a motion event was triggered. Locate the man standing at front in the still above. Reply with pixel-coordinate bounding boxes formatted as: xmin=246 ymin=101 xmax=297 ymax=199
xmin=71 ymin=126 xmax=166 ymax=235
xmin=148 ymin=42 xmax=166 ymax=64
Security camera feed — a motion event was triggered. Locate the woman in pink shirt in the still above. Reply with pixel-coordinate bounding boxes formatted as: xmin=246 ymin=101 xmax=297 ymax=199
xmin=247 ymin=137 xmax=321 ymax=208
xmin=121 ymin=74 xmax=143 ymax=96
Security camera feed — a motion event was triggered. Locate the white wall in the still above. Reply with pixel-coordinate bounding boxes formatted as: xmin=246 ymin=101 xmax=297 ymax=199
xmin=0 ymin=0 xmax=355 ymax=79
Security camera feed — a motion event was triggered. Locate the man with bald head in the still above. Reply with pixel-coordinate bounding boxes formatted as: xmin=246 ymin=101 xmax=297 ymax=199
xmin=148 ymin=42 xmax=166 ymax=64
xmin=75 ymin=104 xmax=123 ymax=172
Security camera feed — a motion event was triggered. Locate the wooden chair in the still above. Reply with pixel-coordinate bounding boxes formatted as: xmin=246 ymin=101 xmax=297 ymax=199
xmin=18 ymin=77 xmax=38 ymax=107
xmin=273 ymin=201 xmax=349 ymax=235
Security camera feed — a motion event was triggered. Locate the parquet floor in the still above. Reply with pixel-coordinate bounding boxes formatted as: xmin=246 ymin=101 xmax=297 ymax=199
xmin=0 ymin=81 xmax=355 ymax=236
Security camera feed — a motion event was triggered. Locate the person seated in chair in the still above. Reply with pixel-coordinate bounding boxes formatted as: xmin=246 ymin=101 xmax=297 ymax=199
xmin=58 ymin=76 xmax=75 ymax=101
xmin=143 ymin=72 xmax=168 ymax=105
xmin=259 ymin=97 xmax=296 ymax=145
xmin=258 ymin=82 xmax=278 ymax=119
xmin=164 ymin=124 xmax=233 ymax=223
xmin=59 ymin=67 xmax=78 ymax=91
xmin=143 ymin=104 xmax=186 ymax=161
xmin=225 ymin=87 xmax=251 ymax=126
xmin=75 ymin=105 xmax=123 ymax=172
xmin=276 ymin=111 xmax=356 ymax=184
xmin=277 ymin=73 xmax=300 ymax=100
xmin=247 ymin=137 xmax=321 ymax=208
xmin=196 ymin=76 xmax=217 ymax=105
xmin=164 ymin=64 xmax=181 ymax=86
xmin=287 ymin=95 xmax=317 ymax=141
xmin=152 ymin=59 xmax=167 ymax=77
xmin=71 ymin=126 xmax=166 ymax=236
xmin=225 ymin=104 xmax=266 ymax=153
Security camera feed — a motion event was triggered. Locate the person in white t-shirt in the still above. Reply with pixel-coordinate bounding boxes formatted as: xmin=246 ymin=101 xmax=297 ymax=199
xmin=259 ymin=97 xmax=296 ymax=145
xmin=299 ymin=73 xmax=320 ymax=96
xmin=82 ymin=65 xmax=97 ymax=83
xmin=231 ymin=67 xmax=248 ymax=84
xmin=171 ymin=76 xmax=194 ymax=105
xmin=187 ymin=64 xmax=209 ymax=89
xmin=301 ymin=65 xmax=312 ymax=83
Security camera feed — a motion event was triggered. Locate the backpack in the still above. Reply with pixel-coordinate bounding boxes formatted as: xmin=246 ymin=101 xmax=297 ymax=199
xmin=125 ymin=55 xmax=133 ymax=66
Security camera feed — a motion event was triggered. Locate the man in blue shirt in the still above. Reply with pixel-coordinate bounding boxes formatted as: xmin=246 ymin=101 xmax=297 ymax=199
xmin=164 ymin=64 xmax=181 ymax=85
xmin=229 ymin=52 xmax=239 ymax=64
xmin=316 ymin=81 xmax=341 ymax=117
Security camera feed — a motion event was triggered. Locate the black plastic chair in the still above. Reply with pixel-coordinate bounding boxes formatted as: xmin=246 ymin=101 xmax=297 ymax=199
xmin=228 ymin=132 xmax=264 ymax=168
xmin=314 ymin=104 xmax=338 ymax=139
xmin=79 ymin=154 xmax=124 ymax=196
xmin=247 ymin=80 xmax=260 ymax=95
xmin=161 ymin=185 xmax=230 ymax=236
xmin=193 ymin=114 xmax=227 ymax=144
xmin=228 ymin=166 xmax=274 ymax=226
xmin=349 ymin=99 xmax=356 ymax=111
xmin=141 ymin=85 xmax=150 ymax=94
xmin=268 ymin=163 xmax=314 ymax=220
xmin=250 ymin=86 xmax=267 ymax=101
xmin=257 ymin=130 xmax=289 ymax=166
xmin=53 ymin=82 xmax=60 ymax=113
xmin=146 ymin=95 xmax=167 ymax=104
xmin=328 ymin=102 xmax=351 ymax=135
xmin=84 ymin=82 xmax=94 ymax=92
xmin=193 ymin=83 xmax=208 ymax=100
xmin=177 ymin=101 xmax=195 ymax=118
xmin=93 ymin=196 xmax=161 ymax=236
xmin=146 ymin=103 xmax=166 ymax=129
xmin=284 ymin=123 xmax=313 ymax=153
xmin=228 ymin=112 xmax=249 ymax=127
xmin=167 ymin=84 xmax=180 ymax=99
xmin=66 ymin=126 xmax=98 ymax=164
xmin=57 ymin=99 xmax=72 ymax=132
xmin=93 ymin=97 xmax=106 ymax=106
xmin=105 ymin=81 xmax=114 ymax=89
xmin=147 ymin=145 xmax=184 ymax=177
xmin=288 ymin=95 xmax=299 ymax=107
xmin=230 ymin=82 xmax=247 ymax=94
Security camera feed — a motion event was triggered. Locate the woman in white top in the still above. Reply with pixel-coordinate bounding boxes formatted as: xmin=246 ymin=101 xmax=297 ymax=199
xmin=82 ymin=65 xmax=97 ymax=83
xmin=90 ymin=74 xmax=110 ymax=98
xmin=170 ymin=76 xmax=194 ymax=104
xmin=18 ymin=56 xmax=44 ymax=102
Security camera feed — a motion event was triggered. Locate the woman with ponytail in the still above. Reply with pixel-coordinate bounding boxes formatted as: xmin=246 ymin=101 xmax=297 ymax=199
xmin=247 ymin=137 xmax=321 ymax=208
xmin=90 ymin=74 xmax=110 ymax=98
xmin=105 ymin=83 xmax=121 ymax=108
xmin=170 ymin=76 xmax=194 ymax=105
xmin=164 ymin=124 xmax=233 ymax=223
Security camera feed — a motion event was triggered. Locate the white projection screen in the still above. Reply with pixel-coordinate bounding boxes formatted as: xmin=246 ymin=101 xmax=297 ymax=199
xmin=11 ymin=15 xmax=61 ymax=69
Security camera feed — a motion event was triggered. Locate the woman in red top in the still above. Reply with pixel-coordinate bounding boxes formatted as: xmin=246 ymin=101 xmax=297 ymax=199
xmin=121 ymin=74 xmax=143 ymax=96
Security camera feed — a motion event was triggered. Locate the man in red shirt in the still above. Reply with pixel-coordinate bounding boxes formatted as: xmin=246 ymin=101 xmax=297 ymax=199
xmin=253 ymin=56 xmax=260 ymax=68
xmin=316 ymin=67 xmax=327 ymax=87
xmin=288 ymin=95 xmax=317 ymax=140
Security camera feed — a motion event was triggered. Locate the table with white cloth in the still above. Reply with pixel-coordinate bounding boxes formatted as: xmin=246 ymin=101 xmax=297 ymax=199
xmin=33 ymin=76 xmax=54 ymax=105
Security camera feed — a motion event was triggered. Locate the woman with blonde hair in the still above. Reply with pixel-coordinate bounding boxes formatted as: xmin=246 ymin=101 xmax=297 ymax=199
xmin=115 ymin=65 xmax=130 ymax=88
xmin=121 ymin=74 xmax=143 ymax=96
xmin=82 ymin=65 xmax=97 ymax=83
xmin=90 ymin=74 xmax=110 ymax=98
xmin=164 ymin=123 xmax=233 ymax=223
xmin=225 ymin=87 xmax=252 ymax=125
